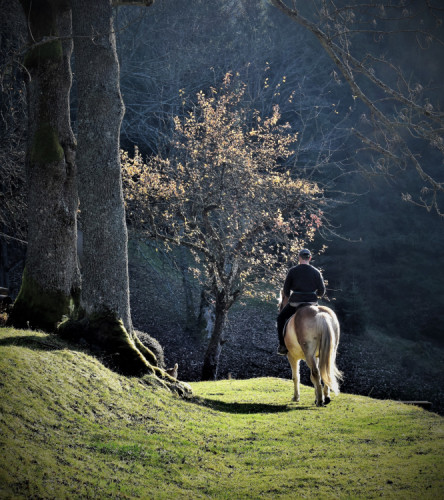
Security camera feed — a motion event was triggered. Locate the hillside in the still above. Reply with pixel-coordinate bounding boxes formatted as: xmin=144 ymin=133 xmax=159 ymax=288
xmin=128 ymin=255 xmax=444 ymax=416
xmin=1 ymin=327 xmax=443 ymax=499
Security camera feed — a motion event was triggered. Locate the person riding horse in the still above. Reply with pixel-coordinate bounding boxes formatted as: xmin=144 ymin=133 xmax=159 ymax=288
xmin=276 ymin=248 xmax=326 ymax=355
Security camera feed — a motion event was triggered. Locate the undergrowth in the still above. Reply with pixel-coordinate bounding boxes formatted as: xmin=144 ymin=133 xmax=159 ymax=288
xmin=0 ymin=327 xmax=443 ymax=499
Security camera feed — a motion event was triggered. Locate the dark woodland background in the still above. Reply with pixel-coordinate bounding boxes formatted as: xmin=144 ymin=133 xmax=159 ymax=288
xmin=118 ymin=0 xmax=444 ymax=348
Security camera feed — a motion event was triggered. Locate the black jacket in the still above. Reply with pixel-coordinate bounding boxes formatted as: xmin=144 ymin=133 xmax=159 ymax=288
xmin=283 ymin=263 xmax=326 ymax=303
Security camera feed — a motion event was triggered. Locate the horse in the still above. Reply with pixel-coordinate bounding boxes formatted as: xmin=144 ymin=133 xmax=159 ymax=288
xmin=278 ymin=290 xmax=342 ymax=406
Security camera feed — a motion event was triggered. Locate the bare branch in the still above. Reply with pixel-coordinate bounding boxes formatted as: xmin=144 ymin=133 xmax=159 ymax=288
xmin=269 ymin=0 xmax=444 ymax=215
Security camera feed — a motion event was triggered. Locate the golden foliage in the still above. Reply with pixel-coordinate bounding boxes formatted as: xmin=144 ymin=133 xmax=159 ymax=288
xmin=122 ymin=74 xmax=325 ymax=302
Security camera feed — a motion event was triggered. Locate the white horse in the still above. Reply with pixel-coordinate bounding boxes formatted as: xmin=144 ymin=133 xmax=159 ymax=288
xmin=279 ymin=290 xmax=342 ymax=406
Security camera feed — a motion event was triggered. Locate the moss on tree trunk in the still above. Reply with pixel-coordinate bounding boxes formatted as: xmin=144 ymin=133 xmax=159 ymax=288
xmin=58 ymin=310 xmax=192 ymax=397
xmin=30 ymin=123 xmax=64 ymax=165
xmin=58 ymin=310 xmax=154 ymax=376
xmin=8 ymin=267 xmax=72 ymax=331
xmin=132 ymin=334 xmax=158 ymax=367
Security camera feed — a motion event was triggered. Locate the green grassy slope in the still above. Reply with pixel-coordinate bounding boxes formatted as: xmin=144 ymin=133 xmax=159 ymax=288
xmin=0 ymin=328 xmax=443 ymax=499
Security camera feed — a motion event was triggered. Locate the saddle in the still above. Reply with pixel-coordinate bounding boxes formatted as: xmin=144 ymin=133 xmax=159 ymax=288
xmin=288 ymin=301 xmax=317 ymax=309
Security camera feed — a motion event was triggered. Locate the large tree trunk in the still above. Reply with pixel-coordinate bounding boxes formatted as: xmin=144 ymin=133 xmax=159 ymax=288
xmin=9 ymin=0 xmax=80 ymax=331
xmin=71 ymin=0 xmax=130 ymax=328
xmin=66 ymin=0 xmax=156 ymax=375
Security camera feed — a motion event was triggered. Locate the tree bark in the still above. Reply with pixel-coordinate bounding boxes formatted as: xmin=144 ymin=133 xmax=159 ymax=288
xmin=9 ymin=0 xmax=80 ymax=331
xmin=68 ymin=0 xmax=156 ymax=375
xmin=198 ymin=288 xmax=215 ymax=339
xmin=201 ymin=298 xmax=228 ymax=381
xmin=71 ymin=0 xmax=130 ymax=328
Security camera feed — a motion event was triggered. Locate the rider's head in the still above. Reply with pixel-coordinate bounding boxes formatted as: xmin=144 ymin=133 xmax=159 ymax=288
xmin=298 ymin=248 xmax=311 ymax=263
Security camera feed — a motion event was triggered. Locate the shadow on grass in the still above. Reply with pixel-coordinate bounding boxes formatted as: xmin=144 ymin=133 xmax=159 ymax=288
xmin=0 ymin=334 xmax=67 ymax=351
xmin=191 ymin=397 xmax=314 ymax=414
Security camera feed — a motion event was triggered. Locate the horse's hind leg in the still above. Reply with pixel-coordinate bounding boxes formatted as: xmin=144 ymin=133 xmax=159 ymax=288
xmin=288 ymin=356 xmax=300 ymax=402
xmin=292 ymin=359 xmax=301 ymax=402
xmin=306 ymin=355 xmax=324 ymax=407
xmin=323 ymin=383 xmax=331 ymax=405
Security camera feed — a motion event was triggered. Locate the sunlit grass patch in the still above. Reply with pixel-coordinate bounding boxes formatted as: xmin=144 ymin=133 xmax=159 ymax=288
xmin=1 ymin=327 xmax=443 ymax=499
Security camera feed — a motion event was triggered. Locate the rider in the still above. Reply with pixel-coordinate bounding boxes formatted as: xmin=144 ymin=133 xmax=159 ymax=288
xmin=276 ymin=248 xmax=326 ymax=355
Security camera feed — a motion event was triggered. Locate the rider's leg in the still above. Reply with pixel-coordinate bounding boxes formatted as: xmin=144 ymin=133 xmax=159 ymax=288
xmin=276 ymin=304 xmax=295 ymax=354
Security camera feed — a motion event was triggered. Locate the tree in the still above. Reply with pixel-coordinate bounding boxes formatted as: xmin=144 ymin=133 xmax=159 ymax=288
xmin=123 ymin=74 xmax=327 ymax=379
xmin=60 ymin=0 xmax=159 ymax=376
xmin=269 ymin=0 xmax=444 ymax=215
xmin=115 ymin=0 xmax=353 ymax=175
xmin=70 ymin=0 xmax=131 ymax=332
xmin=8 ymin=0 xmax=81 ymax=331
xmin=115 ymin=0 xmax=277 ymax=153
xmin=5 ymin=0 xmax=190 ymax=392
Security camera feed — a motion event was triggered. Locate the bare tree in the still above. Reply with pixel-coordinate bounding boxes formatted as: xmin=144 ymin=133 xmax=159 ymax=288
xmin=270 ymin=0 xmax=444 ymax=215
xmin=114 ymin=1 xmax=342 ymax=152
xmin=123 ymin=75 xmax=328 ymax=379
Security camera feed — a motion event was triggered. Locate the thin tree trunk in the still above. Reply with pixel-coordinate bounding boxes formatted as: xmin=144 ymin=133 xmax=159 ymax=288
xmin=198 ymin=288 xmax=215 ymax=339
xmin=179 ymin=247 xmax=197 ymax=334
xmin=9 ymin=1 xmax=80 ymax=331
xmin=0 ymin=225 xmax=9 ymax=289
xmin=201 ymin=300 xmax=228 ymax=381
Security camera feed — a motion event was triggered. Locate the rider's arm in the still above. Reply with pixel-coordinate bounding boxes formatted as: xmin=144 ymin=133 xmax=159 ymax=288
xmin=317 ymin=271 xmax=326 ymax=298
xmin=283 ymin=269 xmax=294 ymax=298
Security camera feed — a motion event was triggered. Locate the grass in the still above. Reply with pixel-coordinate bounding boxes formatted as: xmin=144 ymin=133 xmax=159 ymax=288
xmin=0 ymin=327 xmax=443 ymax=499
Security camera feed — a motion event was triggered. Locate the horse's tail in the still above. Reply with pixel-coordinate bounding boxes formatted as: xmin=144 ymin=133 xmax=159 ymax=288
xmin=317 ymin=312 xmax=342 ymax=395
